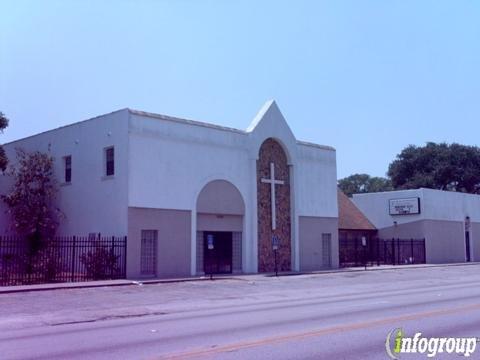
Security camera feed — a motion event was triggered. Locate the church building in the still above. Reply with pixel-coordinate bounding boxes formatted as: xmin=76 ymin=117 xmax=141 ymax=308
xmin=0 ymin=101 xmax=339 ymax=278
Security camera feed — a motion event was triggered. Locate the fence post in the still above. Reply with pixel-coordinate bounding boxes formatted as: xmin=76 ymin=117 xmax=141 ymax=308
xmin=377 ymin=238 xmax=380 ymax=266
xmin=71 ymin=236 xmax=76 ymax=282
xmin=391 ymin=238 xmax=395 ymax=265
xmin=397 ymin=238 xmax=400 ymax=265
xmin=363 ymin=239 xmax=367 ymax=270
xmin=123 ymin=236 xmax=127 ymax=278
xmin=111 ymin=236 xmax=115 ymax=279
xmin=383 ymin=240 xmax=386 ymax=265
xmin=354 ymin=238 xmax=358 ymax=266
xmin=411 ymin=238 xmax=414 ymax=264
xmin=423 ymin=238 xmax=427 ymax=263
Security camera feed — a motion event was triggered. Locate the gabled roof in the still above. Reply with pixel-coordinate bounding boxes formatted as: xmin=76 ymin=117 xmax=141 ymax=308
xmin=338 ymin=189 xmax=376 ymax=231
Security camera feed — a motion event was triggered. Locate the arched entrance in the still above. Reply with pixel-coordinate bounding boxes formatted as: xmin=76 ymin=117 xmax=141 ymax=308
xmin=257 ymin=138 xmax=292 ymax=272
xmin=196 ymin=180 xmax=245 ymax=274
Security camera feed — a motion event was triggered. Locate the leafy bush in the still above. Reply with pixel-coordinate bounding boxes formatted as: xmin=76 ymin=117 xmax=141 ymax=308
xmin=80 ymin=247 xmax=120 ymax=280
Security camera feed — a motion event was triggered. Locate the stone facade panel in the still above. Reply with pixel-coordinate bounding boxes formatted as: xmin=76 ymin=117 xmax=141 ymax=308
xmin=257 ymin=138 xmax=291 ymax=272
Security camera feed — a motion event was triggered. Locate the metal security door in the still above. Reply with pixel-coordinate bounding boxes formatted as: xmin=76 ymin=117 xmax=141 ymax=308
xmin=141 ymin=230 xmax=157 ymax=276
xmin=322 ymin=233 xmax=332 ymax=268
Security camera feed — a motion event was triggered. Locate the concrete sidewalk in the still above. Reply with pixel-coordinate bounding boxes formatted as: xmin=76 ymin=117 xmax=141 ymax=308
xmin=1 ymin=261 xmax=479 ymax=294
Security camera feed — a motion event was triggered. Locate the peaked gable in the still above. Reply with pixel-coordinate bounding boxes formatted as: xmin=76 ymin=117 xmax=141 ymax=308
xmin=247 ymin=100 xmax=297 ymax=164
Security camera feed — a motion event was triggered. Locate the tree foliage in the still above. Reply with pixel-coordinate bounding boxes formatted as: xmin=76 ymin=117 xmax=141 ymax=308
xmin=388 ymin=142 xmax=480 ymax=194
xmin=1 ymin=149 xmax=62 ymax=245
xmin=0 ymin=111 xmax=9 ymax=172
xmin=338 ymin=173 xmax=393 ymax=197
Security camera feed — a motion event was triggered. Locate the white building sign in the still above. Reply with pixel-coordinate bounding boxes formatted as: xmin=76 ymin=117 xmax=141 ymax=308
xmin=389 ymin=197 xmax=421 ymax=215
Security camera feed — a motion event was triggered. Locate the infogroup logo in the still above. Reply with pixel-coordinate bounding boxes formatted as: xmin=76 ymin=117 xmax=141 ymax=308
xmin=385 ymin=328 xmax=478 ymax=359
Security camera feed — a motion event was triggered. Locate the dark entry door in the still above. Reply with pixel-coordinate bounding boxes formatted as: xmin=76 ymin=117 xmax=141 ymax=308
xmin=204 ymin=232 xmax=233 ymax=274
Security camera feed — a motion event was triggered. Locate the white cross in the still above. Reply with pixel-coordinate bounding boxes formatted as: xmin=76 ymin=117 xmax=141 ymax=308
xmin=261 ymin=162 xmax=285 ymax=230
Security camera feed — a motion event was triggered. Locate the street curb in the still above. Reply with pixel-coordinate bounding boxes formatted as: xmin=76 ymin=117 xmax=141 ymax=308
xmin=308 ymin=261 xmax=480 ymax=276
xmin=262 ymin=262 xmax=480 ymax=278
xmin=0 ymin=275 xmax=244 ymax=294
xmin=0 ymin=281 xmax=135 ymax=294
xmin=1 ymin=262 xmax=479 ymax=294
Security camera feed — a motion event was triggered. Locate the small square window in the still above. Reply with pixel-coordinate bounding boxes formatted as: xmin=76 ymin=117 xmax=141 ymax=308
xmin=64 ymin=155 xmax=72 ymax=183
xmin=105 ymin=147 xmax=114 ymax=176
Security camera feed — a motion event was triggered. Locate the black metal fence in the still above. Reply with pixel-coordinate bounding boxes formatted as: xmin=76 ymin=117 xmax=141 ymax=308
xmin=0 ymin=235 xmax=127 ymax=286
xmin=339 ymin=238 xmax=426 ymax=268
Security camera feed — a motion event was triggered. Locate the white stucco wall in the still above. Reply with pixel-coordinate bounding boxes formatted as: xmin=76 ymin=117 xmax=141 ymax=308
xmin=0 ymin=110 xmax=129 ymax=236
xmin=127 ymin=102 xmax=337 ymax=217
xmin=421 ymin=189 xmax=480 ymax=223
xmin=127 ymin=112 xmax=251 ymax=211
xmin=296 ymin=143 xmax=338 ymax=218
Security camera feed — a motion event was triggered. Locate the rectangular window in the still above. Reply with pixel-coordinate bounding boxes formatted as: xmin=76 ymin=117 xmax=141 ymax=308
xmin=322 ymin=233 xmax=332 ymax=268
xmin=105 ymin=147 xmax=114 ymax=176
xmin=64 ymin=155 xmax=72 ymax=183
xmin=141 ymin=230 xmax=157 ymax=276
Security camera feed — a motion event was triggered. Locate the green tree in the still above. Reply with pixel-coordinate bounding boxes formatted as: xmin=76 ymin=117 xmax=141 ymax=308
xmin=338 ymin=173 xmax=393 ymax=197
xmin=0 ymin=112 xmax=9 ymax=172
xmin=388 ymin=142 xmax=480 ymax=193
xmin=1 ymin=149 xmax=63 ymax=250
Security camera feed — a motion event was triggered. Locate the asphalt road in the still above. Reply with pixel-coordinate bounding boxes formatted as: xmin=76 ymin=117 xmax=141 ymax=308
xmin=1 ymin=265 xmax=480 ymax=359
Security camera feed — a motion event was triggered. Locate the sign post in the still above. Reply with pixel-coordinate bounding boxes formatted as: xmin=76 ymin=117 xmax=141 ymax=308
xmin=272 ymin=235 xmax=279 ymax=277
xmin=207 ymin=234 xmax=214 ymax=280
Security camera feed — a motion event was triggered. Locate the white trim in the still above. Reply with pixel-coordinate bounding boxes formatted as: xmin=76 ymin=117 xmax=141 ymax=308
xmin=250 ymin=157 xmax=258 ymax=273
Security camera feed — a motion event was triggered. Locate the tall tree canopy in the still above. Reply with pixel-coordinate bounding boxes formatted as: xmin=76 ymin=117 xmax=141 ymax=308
xmin=388 ymin=142 xmax=480 ymax=194
xmin=1 ymin=149 xmax=62 ymax=241
xmin=0 ymin=111 xmax=9 ymax=172
xmin=338 ymin=173 xmax=393 ymax=197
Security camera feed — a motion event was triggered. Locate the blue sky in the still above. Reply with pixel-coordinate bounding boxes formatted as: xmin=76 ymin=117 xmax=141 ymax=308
xmin=1 ymin=1 xmax=479 ymax=178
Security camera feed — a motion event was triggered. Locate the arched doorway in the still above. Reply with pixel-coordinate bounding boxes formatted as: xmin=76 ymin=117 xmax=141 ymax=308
xmin=196 ymin=180 xmax=245 ymax=274
xmin=257 ymin=138 xmax=292 ymax=272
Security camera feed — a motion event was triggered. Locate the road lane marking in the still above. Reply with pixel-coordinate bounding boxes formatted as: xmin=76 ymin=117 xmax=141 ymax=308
xmin=153 ymin=302 xmax=480 ymax=359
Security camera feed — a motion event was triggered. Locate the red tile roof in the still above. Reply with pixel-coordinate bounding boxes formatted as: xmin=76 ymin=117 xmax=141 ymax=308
xmin=338 ymin=189 xmax=376 ymax=230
